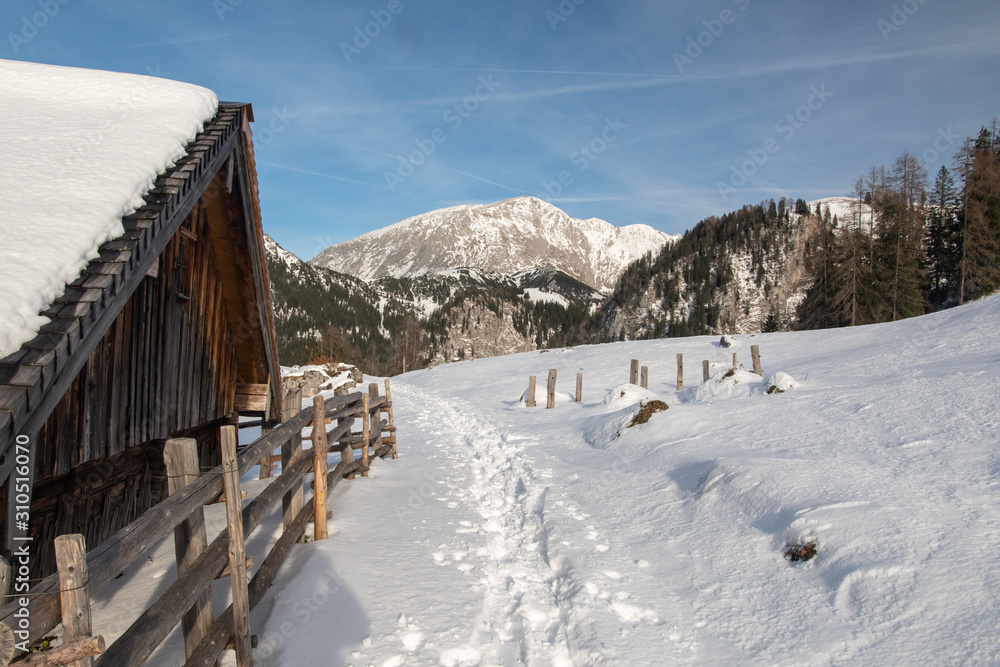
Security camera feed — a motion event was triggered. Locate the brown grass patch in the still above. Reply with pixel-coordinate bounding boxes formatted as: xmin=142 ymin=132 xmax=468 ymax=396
xmin=627 ymin=400 xmax=669 ymax=428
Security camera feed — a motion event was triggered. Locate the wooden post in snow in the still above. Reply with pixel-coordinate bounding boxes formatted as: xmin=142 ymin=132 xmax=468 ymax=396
xmin=361 ymin=393 xmax=371 ymax=476
xmin=164 ymin=438 xmax=213 ymax=659
xmin=546 ymin=369 xmax=557 ymax=409
xmin=338 ymin=398 xmax=355 ymax=479
xmin=54 ymin=534 xmax=93 ymax=667
xmin=220 ymin=425 xmax=253 ymax=667
xmin=527 ymin=376 xmax=536 ymax=407
xmin=733 ymin=352 xmax=738 ymax=369
xmin=369 ymin=383 xmax=384 ymax=458
xmin=702 ymin=360 xmax=710 ymax=382
xmin=751 ymin=345 xmax=762 ymax=375
xmin=311 ymin=395 xmax=329 ymax=541
xmin=629 ymin=359 xmax=639 ymax=385
xmin=384 ymin=379 xmax=398 ymax=459
xmin=676 ymin=354 xmax=683 ymax=390
xmin=575 ymin=373 xmax=582 ymax=402
xmin=281 ymin=386 xmax=304 ymax=538
xmin=640 ymin=366 xmax=648 ymax=389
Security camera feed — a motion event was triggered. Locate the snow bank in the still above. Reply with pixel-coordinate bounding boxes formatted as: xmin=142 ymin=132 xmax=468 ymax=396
xmin=0 ymin=59 xmax=218 ymax=358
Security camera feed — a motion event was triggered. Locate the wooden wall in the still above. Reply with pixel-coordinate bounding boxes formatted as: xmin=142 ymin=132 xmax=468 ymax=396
xmin=28 ymin=199 xmax=239 ymax=576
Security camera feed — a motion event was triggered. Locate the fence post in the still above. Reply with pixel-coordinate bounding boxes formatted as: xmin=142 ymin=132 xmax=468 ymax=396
xmin=257 ymin=421 xmax=273 ymax=479
xmin=547 ymin=369 xmax=557 ymax=409
xmin=703 ymin=360 xmax=710 ymax=382
xmin=575 ymin=373 xmax=582 ymax=402
xmin=164 ymin=438 xmax=213 ymax=659
xmin=527 ymin=376 xmax=536 ymax=407
xmin=733 ymin=352 xmax=738 ymax=369
xmin=361 ymin=393 xmax=371 ymax=476
xmin=369 ymin=383 xmax=384 ymax=457
xmin=640 ymin=366 xmax=648 ymax=389
xmin=54 ymin=534 xmax=93 ymax=667
xmin=220 ymin=426 xmax=253 ymax=667
xmin=751 ymin=345 xmax=762 ymax=375
xmin=338 ymin=397 xmax=355 ymax=479
xmin=676 ymin=354 xmax=683 ymax=390
xmin=311 ymin=395 xmax=329 ymax=541
xmin=383 ymin=379 xmax=398 ymax=459
xmin=630 ymin=359 xmax=639 ymax=385
xmin=281 ymin=386 xmax=304 ymax=539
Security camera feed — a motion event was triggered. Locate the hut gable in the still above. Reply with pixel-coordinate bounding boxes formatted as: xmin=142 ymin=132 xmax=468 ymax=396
xmin=0 ymin=61 xmax=280 ymax=575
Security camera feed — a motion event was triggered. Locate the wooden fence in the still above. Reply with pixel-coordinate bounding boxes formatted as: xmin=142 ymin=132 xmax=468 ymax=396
xmin=524 ymin=346 xmax=764 ymax=406
xmin=0 ymin=380 xmax=398 ymax=667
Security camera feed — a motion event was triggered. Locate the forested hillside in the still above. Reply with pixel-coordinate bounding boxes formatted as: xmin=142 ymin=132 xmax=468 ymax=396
xmin=589 ymin=197 xmax=818 ymax=341
xmin=797 ymin=123 xmax=1000 ymax=329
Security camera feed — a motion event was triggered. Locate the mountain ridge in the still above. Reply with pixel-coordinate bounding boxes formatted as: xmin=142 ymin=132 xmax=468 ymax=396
xmin=310 ymin=196 xmax=676 ymax=294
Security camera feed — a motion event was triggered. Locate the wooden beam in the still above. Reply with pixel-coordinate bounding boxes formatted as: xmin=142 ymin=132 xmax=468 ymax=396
xmin=220 ymin=426 xmax=252 ymax=666
xmin=54 ymin=534 xmax=92 ymax=667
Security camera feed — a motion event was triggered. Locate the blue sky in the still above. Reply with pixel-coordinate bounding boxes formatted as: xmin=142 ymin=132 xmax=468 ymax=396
xmin=5 ymin=0 xmax=1000 ymax=261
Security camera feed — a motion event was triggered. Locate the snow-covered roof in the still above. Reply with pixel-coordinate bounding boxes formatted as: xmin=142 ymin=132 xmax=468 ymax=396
xmin=0 ymin=59 xmax=218 ymax=358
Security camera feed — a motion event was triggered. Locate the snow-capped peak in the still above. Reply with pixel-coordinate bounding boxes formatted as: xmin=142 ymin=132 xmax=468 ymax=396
xmin=310 ymin=196 xmax=676 ymax=294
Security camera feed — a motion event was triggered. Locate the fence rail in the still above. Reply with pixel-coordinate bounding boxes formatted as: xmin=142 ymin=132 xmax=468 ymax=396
xmin=0 ymin=380 xmax=398 ymax=667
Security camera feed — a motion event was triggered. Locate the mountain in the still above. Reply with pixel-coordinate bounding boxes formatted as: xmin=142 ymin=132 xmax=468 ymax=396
xmin=265 ymin=235 xmax=601 ymax=372
xmin=589 ymin=198 xmax=830 ymax=341
xmin=310 ymin=196 xmax=675 ymax=294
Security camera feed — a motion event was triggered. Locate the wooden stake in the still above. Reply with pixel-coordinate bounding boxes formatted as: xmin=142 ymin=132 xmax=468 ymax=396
xmin=640 ymin=366 xmax=648 ymax=389
xmin=575 ymin=373 xmax=582 ymax=402
xmin=546 ymin=369 xmax=557 ymax=409
xmin=369 ymin=383 xmax=383 ymax=458
xmin=384 ymin=379 xmax=398 ymax=459
xmin=164 ymin=438 xmax=212 ymax=659
xmin=54 ymin=534 xmax=92 ymax=667
xmin=733 ymin=352 xmax=738 ymax=369
xmin=630 ymin=359 xmax=639 ymax=385
xmin=281 ymin=387 xmax=304 ymax=539
xmin=220 ymin=425 xmax=253 ymax=667
xmin=311 ymin=395 xmax=329 ymax=541
xmin=676 ymin=354 xmax=683 ymax=390
xmin=338 ymin=398 xmax=355 ymax=479
xmin=361 ymin=393 xmax=370 ymax=476
xmin=751 ymin=345 xmax=762 ymax=375
xmin=702 ymin=360 xmax=710 ymax=382
xmin=527 ymin=376 xmax=536 ymax=407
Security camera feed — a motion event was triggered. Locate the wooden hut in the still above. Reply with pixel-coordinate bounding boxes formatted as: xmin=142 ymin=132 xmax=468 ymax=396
xmin=0 ymin=95 xmax=281 ymax=577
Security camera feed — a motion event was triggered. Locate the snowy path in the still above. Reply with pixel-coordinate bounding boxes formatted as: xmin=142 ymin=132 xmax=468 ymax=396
xmin=256 ymin=295 xmax=1000 ymax=666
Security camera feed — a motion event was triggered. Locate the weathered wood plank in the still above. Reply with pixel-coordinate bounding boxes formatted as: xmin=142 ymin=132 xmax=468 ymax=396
xmin=54 ymin=534 xmax=93 ymax=667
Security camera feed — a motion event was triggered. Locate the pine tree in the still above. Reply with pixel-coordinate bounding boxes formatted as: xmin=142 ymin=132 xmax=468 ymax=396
xmin=925 ymin=165 xmax=961 ymax=306
xmin=956 ymin=124 xmax=1000 ymax=302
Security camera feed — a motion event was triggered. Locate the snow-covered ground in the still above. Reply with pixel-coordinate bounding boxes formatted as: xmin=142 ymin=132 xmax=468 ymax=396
xmin=250 ymin=294 xmax=1000 ymax=665
xmin=82 ymin=294 xmax=1000 ymax=666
